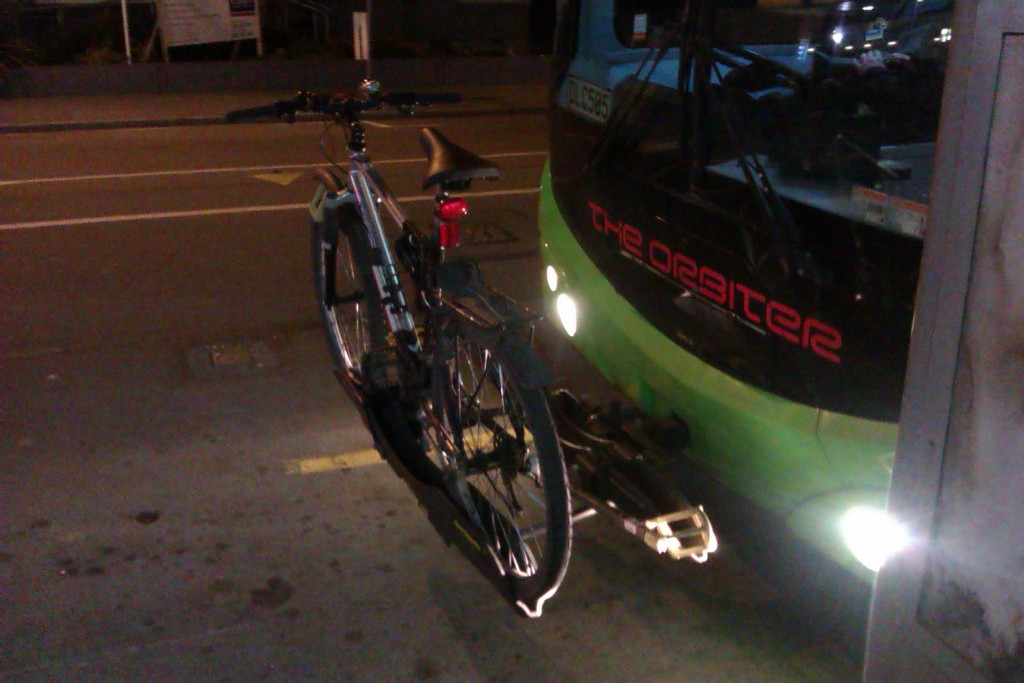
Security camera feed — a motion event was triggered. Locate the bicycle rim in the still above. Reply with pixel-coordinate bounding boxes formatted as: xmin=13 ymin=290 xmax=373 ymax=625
xmin=312 ymin=209 xmax=381 ymax=390
xmin=421 ymin=324 xmax=571 ymax=607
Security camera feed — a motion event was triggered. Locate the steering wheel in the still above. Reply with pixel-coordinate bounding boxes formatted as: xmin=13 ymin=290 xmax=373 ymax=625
xmin=715 ymin=42 xmax=809 ymax=93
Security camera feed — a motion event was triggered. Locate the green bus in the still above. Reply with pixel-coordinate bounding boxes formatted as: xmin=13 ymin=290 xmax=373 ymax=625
xmin=540 ymin=0 xmax=952 ymax=581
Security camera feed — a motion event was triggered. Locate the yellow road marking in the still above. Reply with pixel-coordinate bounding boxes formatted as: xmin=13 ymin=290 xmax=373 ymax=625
xmin=286 ymin=428 xmax=535 ymax=475
xmin=251 ymin=171 xmax=305 ymax=186
xmin=285 ymin=448 xmax=383 ymax=475
xmin=452 ymin=519 xmax=483 ymax=552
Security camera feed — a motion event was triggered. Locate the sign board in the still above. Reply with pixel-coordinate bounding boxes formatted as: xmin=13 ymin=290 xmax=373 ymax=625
xmin=852 ymin=186 xmax=928 ymax=238
xmin=228 ymin=0 xmax=259 ymax=41
xmin=155 ymin=0 xmax=260 ymax=47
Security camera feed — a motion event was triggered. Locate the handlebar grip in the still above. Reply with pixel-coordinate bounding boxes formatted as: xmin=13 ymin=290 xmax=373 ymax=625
xmin=224 ymin=102 xmax=288 ymax=123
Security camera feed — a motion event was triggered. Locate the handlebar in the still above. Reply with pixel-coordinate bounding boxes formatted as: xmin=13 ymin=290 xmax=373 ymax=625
xmin=225 ymin=89 xmax=462 ymax=123
xmin=224 ymin=101 xmax=292 ymax=123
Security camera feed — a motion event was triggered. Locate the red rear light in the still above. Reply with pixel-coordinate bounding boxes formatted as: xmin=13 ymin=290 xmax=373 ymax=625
xmin=436 ymin=197 xmax=467 ymax=248
xmin=436 ymin=198 xmax=468 ymax=221
xmin=439 ymin=221 xmax=462 ymax=248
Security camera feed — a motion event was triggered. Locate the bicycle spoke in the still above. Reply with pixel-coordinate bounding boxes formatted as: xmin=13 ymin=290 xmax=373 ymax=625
xmin=316 ymin=215 xmax=380 ymax=388
xmin=476 ymin=466 xmax=541 ymax=576
xmin=433 ymin=336 xmax=551 ymax=579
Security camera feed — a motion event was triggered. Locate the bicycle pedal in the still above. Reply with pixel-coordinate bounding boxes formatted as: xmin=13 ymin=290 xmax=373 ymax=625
xmin=629 ymin=507 xmax=717 ymax=562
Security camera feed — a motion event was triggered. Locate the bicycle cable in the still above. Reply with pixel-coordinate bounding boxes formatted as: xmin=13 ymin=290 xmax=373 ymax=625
xmin=318 ymin=117 xmax=348 ymax=180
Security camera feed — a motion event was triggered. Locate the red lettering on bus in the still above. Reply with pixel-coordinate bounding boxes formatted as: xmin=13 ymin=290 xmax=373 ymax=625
xmin=766 ymin=301 xmax=801 ymax=344
xmin=602 ymin=213 xmax=621 ymax=237
xmin=622 ymin=223 xmax=643 ymax=258
xmin=698 ymin=267 xmax=728 ymax=305
xmin=734 ymin=283 xmax=765 ymax=324
xmin=803 ymin=318 xmax=843 ymax=364
xmin=649 ymin=239 xmax=672 ymax=274
xmin=673 ymin=253 xmax=698 ymax=289
xmin=584 ymin=200 xmax=844 ymax=363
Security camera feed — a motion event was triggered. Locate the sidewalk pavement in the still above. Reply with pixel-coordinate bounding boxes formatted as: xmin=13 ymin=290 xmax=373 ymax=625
xmin=0 ymin=84 xmax=548 ymax=134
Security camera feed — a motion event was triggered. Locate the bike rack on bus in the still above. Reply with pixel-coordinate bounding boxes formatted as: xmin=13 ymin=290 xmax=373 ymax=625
xmin=548 ymin=389 xmax=717 ymax=563
xmin=361 ymin=387 xmax=718 ymax=623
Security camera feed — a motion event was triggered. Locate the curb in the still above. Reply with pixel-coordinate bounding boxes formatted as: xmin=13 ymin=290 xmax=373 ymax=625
xmin=0 ymin=104 xmax=546 ymax=135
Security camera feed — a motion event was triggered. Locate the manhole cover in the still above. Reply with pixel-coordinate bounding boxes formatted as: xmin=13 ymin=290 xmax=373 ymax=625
xmin=461 ymin=221 xmax=517 ymax=246
xmin=187 ymin=341 xmax=278 ymax=380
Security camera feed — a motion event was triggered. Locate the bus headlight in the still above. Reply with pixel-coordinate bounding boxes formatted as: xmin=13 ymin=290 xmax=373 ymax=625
xmin=556 ymin=293 xmax=578 ymax=337
xmin=546 ymin=265 xmax=559 ymax=292
xmin=840 ymin=506 xmax=909 ymax=572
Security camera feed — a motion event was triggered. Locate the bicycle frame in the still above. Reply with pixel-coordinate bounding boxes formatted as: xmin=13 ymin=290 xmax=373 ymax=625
xmin=312 ymin=155 xmax=421 ymax=343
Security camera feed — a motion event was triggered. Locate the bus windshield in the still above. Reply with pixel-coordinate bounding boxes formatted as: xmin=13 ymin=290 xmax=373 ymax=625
xmin=586 ymin=0 xmax=953 ymax=240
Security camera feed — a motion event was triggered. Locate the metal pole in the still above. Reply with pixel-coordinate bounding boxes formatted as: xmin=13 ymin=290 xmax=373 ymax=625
xmin=365 ymin=0 xmax=372 ymax=80
xmin=121 ymin=0 xmax=132 ymax=64
xmin=255 ymin=0 xmax=264 ymax=57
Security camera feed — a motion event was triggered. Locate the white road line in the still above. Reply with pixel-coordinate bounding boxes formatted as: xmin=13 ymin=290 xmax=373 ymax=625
xmin=0 ymin=187 xmax=540 ymax=232
xmin=0 ymin=151 xmax=548 ymax=188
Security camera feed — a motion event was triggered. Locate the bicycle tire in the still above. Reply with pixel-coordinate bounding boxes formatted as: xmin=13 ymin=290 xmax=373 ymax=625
xmin=311 ymin=202 xmax=389 ymax=395
xmin=419 ymin=312 xmax=572 ymax=615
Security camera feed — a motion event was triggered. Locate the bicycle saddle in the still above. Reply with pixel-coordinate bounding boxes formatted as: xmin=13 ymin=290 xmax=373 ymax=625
xmin=419 ymin=127 xmax=500 ymax=190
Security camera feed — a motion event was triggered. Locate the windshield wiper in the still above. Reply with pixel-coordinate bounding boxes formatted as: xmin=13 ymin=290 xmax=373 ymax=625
xmin=703 ymin=46 xmax=822 ymax=284
xmin=583 ymin=12 xmax=687 ymax=176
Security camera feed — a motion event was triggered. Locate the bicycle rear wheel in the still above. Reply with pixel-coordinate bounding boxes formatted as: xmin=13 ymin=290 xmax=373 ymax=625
xmin=420 ymin=315 xmax=572 ymax=616
xmin=312 ymin=202 xmax=388 ymax=394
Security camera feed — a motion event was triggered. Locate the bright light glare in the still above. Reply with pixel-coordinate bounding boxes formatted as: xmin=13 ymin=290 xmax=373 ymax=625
xmin=556 ymin=293 xmax=578 ymax=337
xmin=840 ymin=506 xmax=910 ymax=572
xmin=546 ymin=265 xmax=559 ymax=292
xmin=832 ymin=30 xmax=845 ymax=45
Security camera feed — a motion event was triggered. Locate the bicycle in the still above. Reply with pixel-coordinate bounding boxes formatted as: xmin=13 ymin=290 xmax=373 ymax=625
xmin=226 ymin=81 xmax=571 ymax=617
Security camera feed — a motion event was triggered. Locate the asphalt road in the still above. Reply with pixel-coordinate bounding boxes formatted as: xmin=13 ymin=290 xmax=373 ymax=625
xmin=1 ymin=113 xmax=863 ymax=681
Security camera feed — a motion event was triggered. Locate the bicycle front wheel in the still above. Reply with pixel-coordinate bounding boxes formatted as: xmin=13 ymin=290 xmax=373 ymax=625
xmin=312 ymin=202 xmax=388 ymax=395
xmin=421 ymin=316 xmax=572 ymax=616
